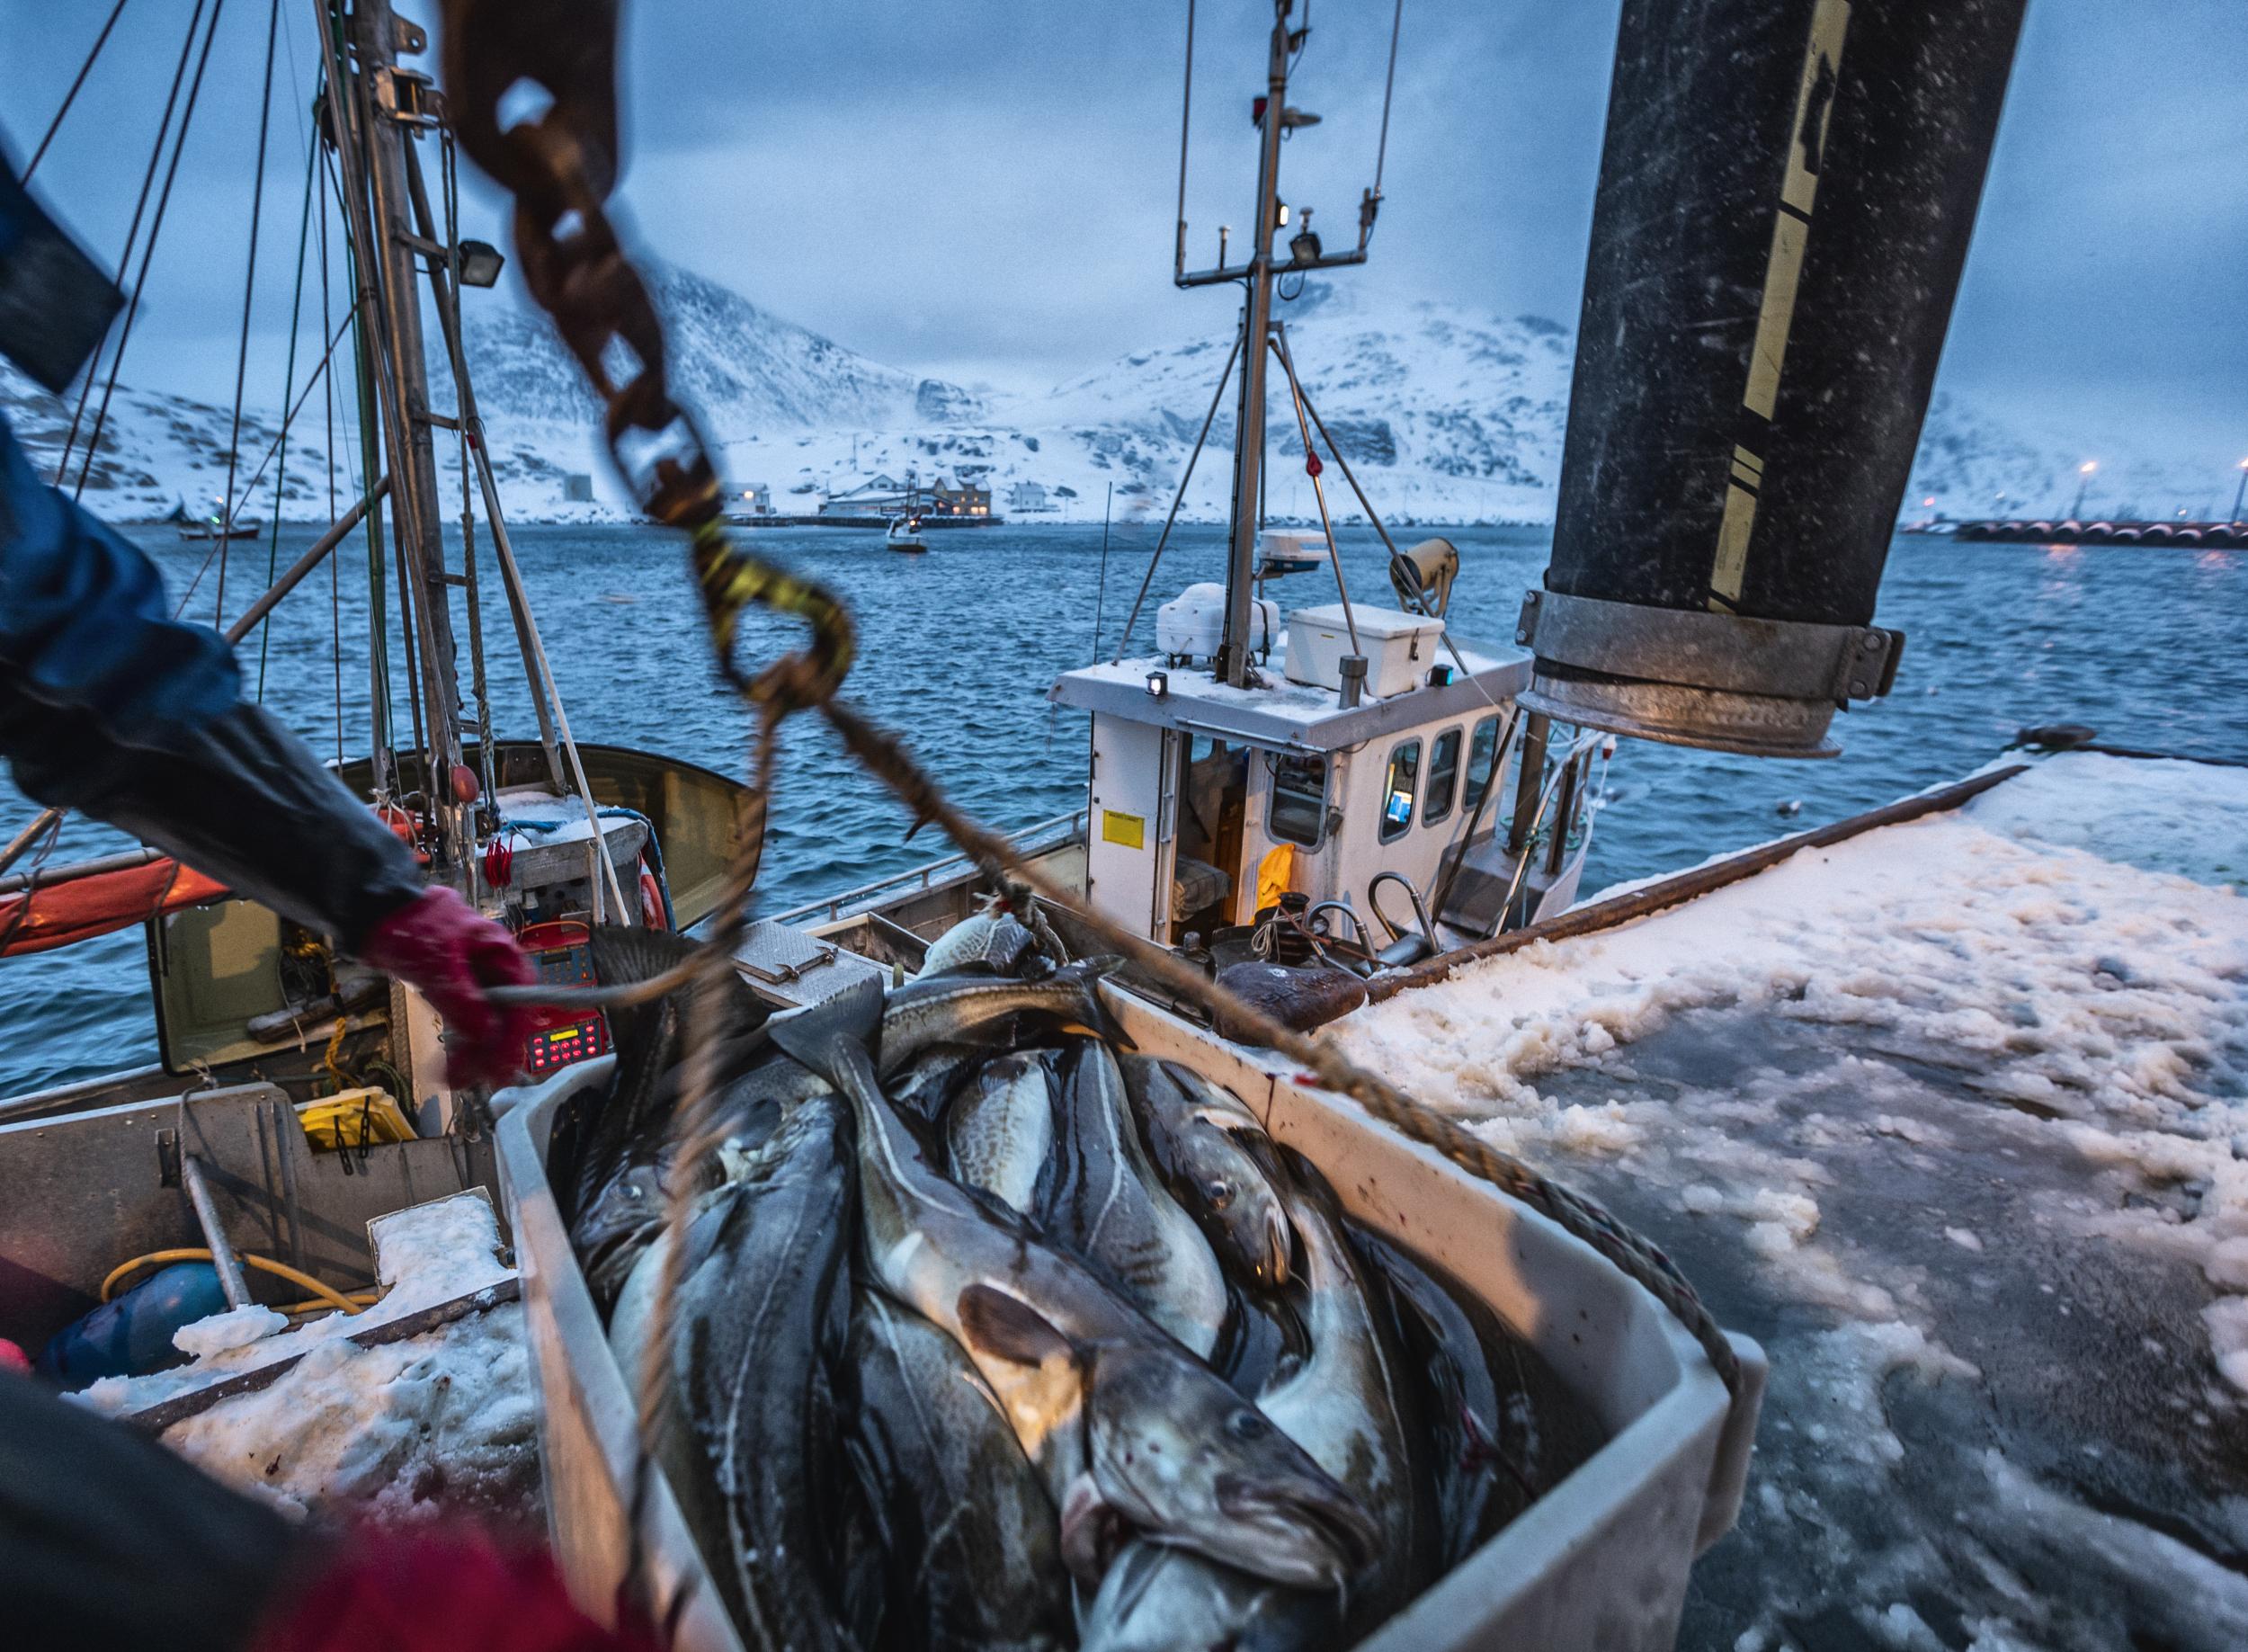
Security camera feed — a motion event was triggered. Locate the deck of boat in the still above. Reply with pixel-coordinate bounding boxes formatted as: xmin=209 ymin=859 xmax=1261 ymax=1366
xmin=1333 ymin=752 xmax=2248 ymax=1651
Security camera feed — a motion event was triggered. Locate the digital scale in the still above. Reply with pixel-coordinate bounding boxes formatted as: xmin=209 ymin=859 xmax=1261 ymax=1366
xmin=517 ymin=918 xmax=610 ymax=1077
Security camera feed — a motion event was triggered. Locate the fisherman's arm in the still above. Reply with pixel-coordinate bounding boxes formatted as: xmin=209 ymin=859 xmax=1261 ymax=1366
xmin=0 ymin=415 xmax=531 ymax=1084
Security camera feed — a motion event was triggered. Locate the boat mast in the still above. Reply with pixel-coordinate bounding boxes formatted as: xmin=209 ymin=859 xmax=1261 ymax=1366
xmin=1215 ymin=4 xmax=1294 ymax=688
xmin=324 ymin=0 xmax=468 ymax=867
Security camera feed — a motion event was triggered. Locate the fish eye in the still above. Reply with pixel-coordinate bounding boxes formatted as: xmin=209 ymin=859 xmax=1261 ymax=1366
xmin=1205 ymin=1179 xmax=1234 ymax=1211
xmin=1225 ymin=1408 xmax=1271 ymax=1442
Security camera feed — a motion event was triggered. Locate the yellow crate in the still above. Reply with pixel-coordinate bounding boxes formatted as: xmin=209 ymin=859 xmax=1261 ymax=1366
xmin=296 ymin=1087 xmax=416 ymax=1151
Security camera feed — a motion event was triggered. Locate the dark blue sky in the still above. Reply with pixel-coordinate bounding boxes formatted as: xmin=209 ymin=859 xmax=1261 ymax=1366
xmin=4 ymin=0 xmax=2243 ymax=470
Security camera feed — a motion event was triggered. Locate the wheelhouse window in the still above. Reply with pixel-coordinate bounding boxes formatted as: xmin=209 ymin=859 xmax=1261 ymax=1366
xmin=1423 ymin=728 xmax=1462 ymax=826
xmin=1268 ymin=754 xmax=1329 ymax=846
xmin=1379 ymin=740 xmax=1421 ymax=843
xmin=1461 ymin=715 xmax=1503 ymax=812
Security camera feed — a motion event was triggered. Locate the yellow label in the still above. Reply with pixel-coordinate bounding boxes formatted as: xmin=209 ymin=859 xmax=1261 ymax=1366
xmin=1101 ymin=809 xmax=1146 ymax=850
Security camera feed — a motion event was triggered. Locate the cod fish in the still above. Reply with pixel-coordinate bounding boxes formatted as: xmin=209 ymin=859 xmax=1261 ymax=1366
xmin=1047 ymin=1043 xmax=1227 ymax=1358
xmin=1078 ymin=1539 xmax=1335 ymax=1652
xmin=1257 ymin=1154 xmax=1435 ymax=1630
xmin=621 ymin=1091 xmax=862 ymax=1652
xmin=877 ymin=958 xmax=1128 ymax=1080
xmin=1083 ymin=1153 xmax=1434 ymax=1651
xmin=1125 ymin=1058 xmax=1293 ymax=1289
xmin=783 ymin=979 xmax=1377 ymax=1594
xmin=945 ymin=1050 xmax=1056 ymax=1217
xmin=564 ymin=927 xmax=774 ymax=1311
xmin=844 ymin=1290 xmax=1069 ymax=1652
xmin=916 ymin=908 xmax=1038 ymax=978
xmin=1351 ymin=1229 xmax=1511 ymax=1568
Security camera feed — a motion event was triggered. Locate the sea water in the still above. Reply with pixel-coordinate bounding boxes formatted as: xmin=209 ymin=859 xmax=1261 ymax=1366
xmin=3 ymin=522 xmax=2242 ymax=1097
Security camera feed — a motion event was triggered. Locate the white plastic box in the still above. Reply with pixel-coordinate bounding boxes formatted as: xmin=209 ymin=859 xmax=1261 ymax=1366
xmin=494 ymin=987 xmax=1762 ymax=1652
xmin=1156 ymin=582 xmax=1279 ymax=661
xmin=1285 ymin=603 xmax=1447 ymax=698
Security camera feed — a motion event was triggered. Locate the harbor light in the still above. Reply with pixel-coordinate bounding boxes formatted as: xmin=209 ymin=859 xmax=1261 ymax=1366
xmin=2231 ymin=457 xmax=2248 ymax=522
xmin=2069 ymin=460 xmax=2097 ymax=520
xmin=456 ymin=239 xmax=505 ymax=289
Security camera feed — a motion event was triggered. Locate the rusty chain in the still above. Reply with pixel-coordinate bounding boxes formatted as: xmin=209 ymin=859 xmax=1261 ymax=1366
xmin=439 ymin=0 xmax=852 ymax=712
xmin=431 ymin=16 xmax=1742 ymax=1623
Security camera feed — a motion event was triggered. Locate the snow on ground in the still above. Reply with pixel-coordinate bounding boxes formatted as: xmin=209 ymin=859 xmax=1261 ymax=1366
xmin=1330 ymin=749 xmax=2248 ymax=1649
xmin=73 ymin=1193 xmax=539 ymax=1529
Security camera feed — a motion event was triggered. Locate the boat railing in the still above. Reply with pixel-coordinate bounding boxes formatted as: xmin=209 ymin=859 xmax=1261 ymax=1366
xmin=770 ymin=809 xmax=1086 ymax=927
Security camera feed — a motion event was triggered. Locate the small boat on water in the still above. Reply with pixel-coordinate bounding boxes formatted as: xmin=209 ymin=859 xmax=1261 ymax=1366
xmin=886 ymin=513 xmax=928 ymax=554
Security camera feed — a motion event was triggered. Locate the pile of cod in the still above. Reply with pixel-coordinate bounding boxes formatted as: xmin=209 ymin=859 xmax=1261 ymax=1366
xmin=549 ymin=913 xmax=1594 ymax=1652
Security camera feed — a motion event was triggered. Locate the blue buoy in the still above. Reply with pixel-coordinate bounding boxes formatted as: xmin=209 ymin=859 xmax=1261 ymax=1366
xmin=38 ymin=1263 xmax=230 ymax=1384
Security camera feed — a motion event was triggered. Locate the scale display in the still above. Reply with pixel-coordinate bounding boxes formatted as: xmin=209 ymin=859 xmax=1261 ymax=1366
xmin=518 ymin=919 xmax=611 ymax=1077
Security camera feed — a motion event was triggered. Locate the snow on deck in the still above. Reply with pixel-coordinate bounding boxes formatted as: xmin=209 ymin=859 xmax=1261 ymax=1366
xmin=1332 ymin=752 xmax=2248 ymax=1650
xmin=75 ymin=1194 xmax=538 ymax=1530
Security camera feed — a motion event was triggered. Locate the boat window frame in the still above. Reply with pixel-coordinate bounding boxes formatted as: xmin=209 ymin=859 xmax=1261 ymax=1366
xmin=1423 ymin=726 xmax=1463 ymax=826
xmin=1461 ymin=714 xmax=1503 ymax=814
xmin=1378 ymin=738 xmax=1422 ymax=844
xmin=1266 ymin=752 xmax=1331 ymax=849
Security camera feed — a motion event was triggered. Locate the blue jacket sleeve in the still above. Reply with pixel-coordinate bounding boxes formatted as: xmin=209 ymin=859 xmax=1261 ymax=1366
xmin=0 ymin=412 xmax=424 ymax=946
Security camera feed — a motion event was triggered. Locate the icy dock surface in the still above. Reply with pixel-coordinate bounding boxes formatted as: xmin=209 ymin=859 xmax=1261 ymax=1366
xmin=1334 ymin=753 xmax=2248 ymax=1652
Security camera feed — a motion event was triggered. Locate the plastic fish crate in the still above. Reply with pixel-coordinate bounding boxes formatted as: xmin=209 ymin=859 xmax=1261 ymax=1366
xmin=494 ymin=988 xmax=1764 ymax=1652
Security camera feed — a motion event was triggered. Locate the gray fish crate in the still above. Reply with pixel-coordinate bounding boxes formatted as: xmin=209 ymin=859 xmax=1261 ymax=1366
xmin=494 ymin=988 xmax=1764 ymax=1652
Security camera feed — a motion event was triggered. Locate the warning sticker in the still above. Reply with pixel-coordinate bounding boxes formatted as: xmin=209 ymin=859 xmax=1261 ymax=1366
xmin=1101 ymin=809 xmax=1146 ymax=850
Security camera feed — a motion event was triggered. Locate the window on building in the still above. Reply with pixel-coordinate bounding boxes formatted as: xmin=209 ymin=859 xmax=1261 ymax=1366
xmin=1379 ymin=740 xmax=1421 ymax=843
xmin=1269 ymin=754 xmax=1329 ymax=846
xmin=1423 ymin=728 xmax=1462 ymax=825
xmin=1461 ymin=715 xmax=1503 ymax=813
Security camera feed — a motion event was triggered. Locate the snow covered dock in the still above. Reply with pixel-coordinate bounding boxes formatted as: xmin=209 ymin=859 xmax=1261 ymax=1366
xmin=1333 ymin=752 xmax=2248 ymax=1651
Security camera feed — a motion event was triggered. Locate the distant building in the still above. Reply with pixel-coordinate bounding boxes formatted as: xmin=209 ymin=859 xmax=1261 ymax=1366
xmin=1006 ymin=481 xmax=1053 ymax=513
xmin=929 ymin=478 xmax=991 ymax=518
xmin=819 ymin=475 xmax=906 ymax=516
xmin=563 ymin=473 xmax=594 ymax=503
xmin=726 ymin=480 xmax=772 ymax=514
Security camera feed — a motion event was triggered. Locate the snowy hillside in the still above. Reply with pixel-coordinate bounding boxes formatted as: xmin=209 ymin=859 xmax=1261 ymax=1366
xmin=4 ymin=266 xmax=2220 ymax=529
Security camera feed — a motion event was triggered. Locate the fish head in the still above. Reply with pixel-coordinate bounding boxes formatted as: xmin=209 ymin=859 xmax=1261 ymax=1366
xmin=1081 ymin=1340 xmax=1378 ymax=1590
xmin=1180 ymin=1123 xmax=1295 ymax=1290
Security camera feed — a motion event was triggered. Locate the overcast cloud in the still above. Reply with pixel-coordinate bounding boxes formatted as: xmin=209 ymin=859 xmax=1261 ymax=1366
xmin=4 ymin=0 xmax=2242 ymax=469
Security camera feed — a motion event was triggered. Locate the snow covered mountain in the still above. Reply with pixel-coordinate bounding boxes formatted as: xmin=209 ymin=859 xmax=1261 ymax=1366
xmin=3 ymin=266 xmax=2218 ymax=529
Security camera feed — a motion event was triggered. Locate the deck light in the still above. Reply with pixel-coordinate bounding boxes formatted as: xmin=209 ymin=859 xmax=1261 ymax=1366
xmin=1146 ymin=670 xmax=1168 ymax=699
xmin=457 ymin=239 xmax=505 ymax=289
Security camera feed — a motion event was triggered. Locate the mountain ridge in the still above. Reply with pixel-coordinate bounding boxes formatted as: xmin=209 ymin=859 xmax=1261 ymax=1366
xmin=4 ymin=267 xmax=2223 ymax=530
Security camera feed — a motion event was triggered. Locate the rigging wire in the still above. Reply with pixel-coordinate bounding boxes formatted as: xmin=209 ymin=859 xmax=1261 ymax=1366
xmin=172 ymin=307 xmax=356 ymax=617
xmin=217 ymin=0 xmax=285 ymax=624
xmin=22 ymin=0 xmax=133 ymax=182
xmin=322 ymin=146 xmax=345 ymax=765
xmin=256 ymin=129 xmax=324 ymax=701
xmin=1371 ymin=0 xmax=1404 ymax=200
xmin=51 ymin=0 xmax=210 ymax=485
xmin=70 ymin=0 xmax=232 ymax=502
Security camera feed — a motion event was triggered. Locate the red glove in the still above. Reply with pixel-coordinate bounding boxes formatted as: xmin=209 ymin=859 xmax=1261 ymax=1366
xmin=250 ymin=1530 xmax=658 ymax=1652
xmin=358 ymin=887 xmax=537 ymax=1089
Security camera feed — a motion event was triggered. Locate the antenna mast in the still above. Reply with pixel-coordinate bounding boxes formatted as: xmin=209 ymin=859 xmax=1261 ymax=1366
xmin=1175 ymin=0 xmax=1387 ymax=687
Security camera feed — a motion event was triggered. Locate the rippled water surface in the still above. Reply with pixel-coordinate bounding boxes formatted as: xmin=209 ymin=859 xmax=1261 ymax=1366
xmin=4 ymin=521 xmax=2243 ymax=1095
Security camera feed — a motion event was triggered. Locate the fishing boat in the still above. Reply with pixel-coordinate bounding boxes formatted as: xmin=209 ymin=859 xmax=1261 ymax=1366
xmin=886 ymin=513 xmax=929 ymax=554
xmin=18 ymin=0 xmax=2227 ymax=1648
xmin=0 ymin=0 xmax=743 ymax=1398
